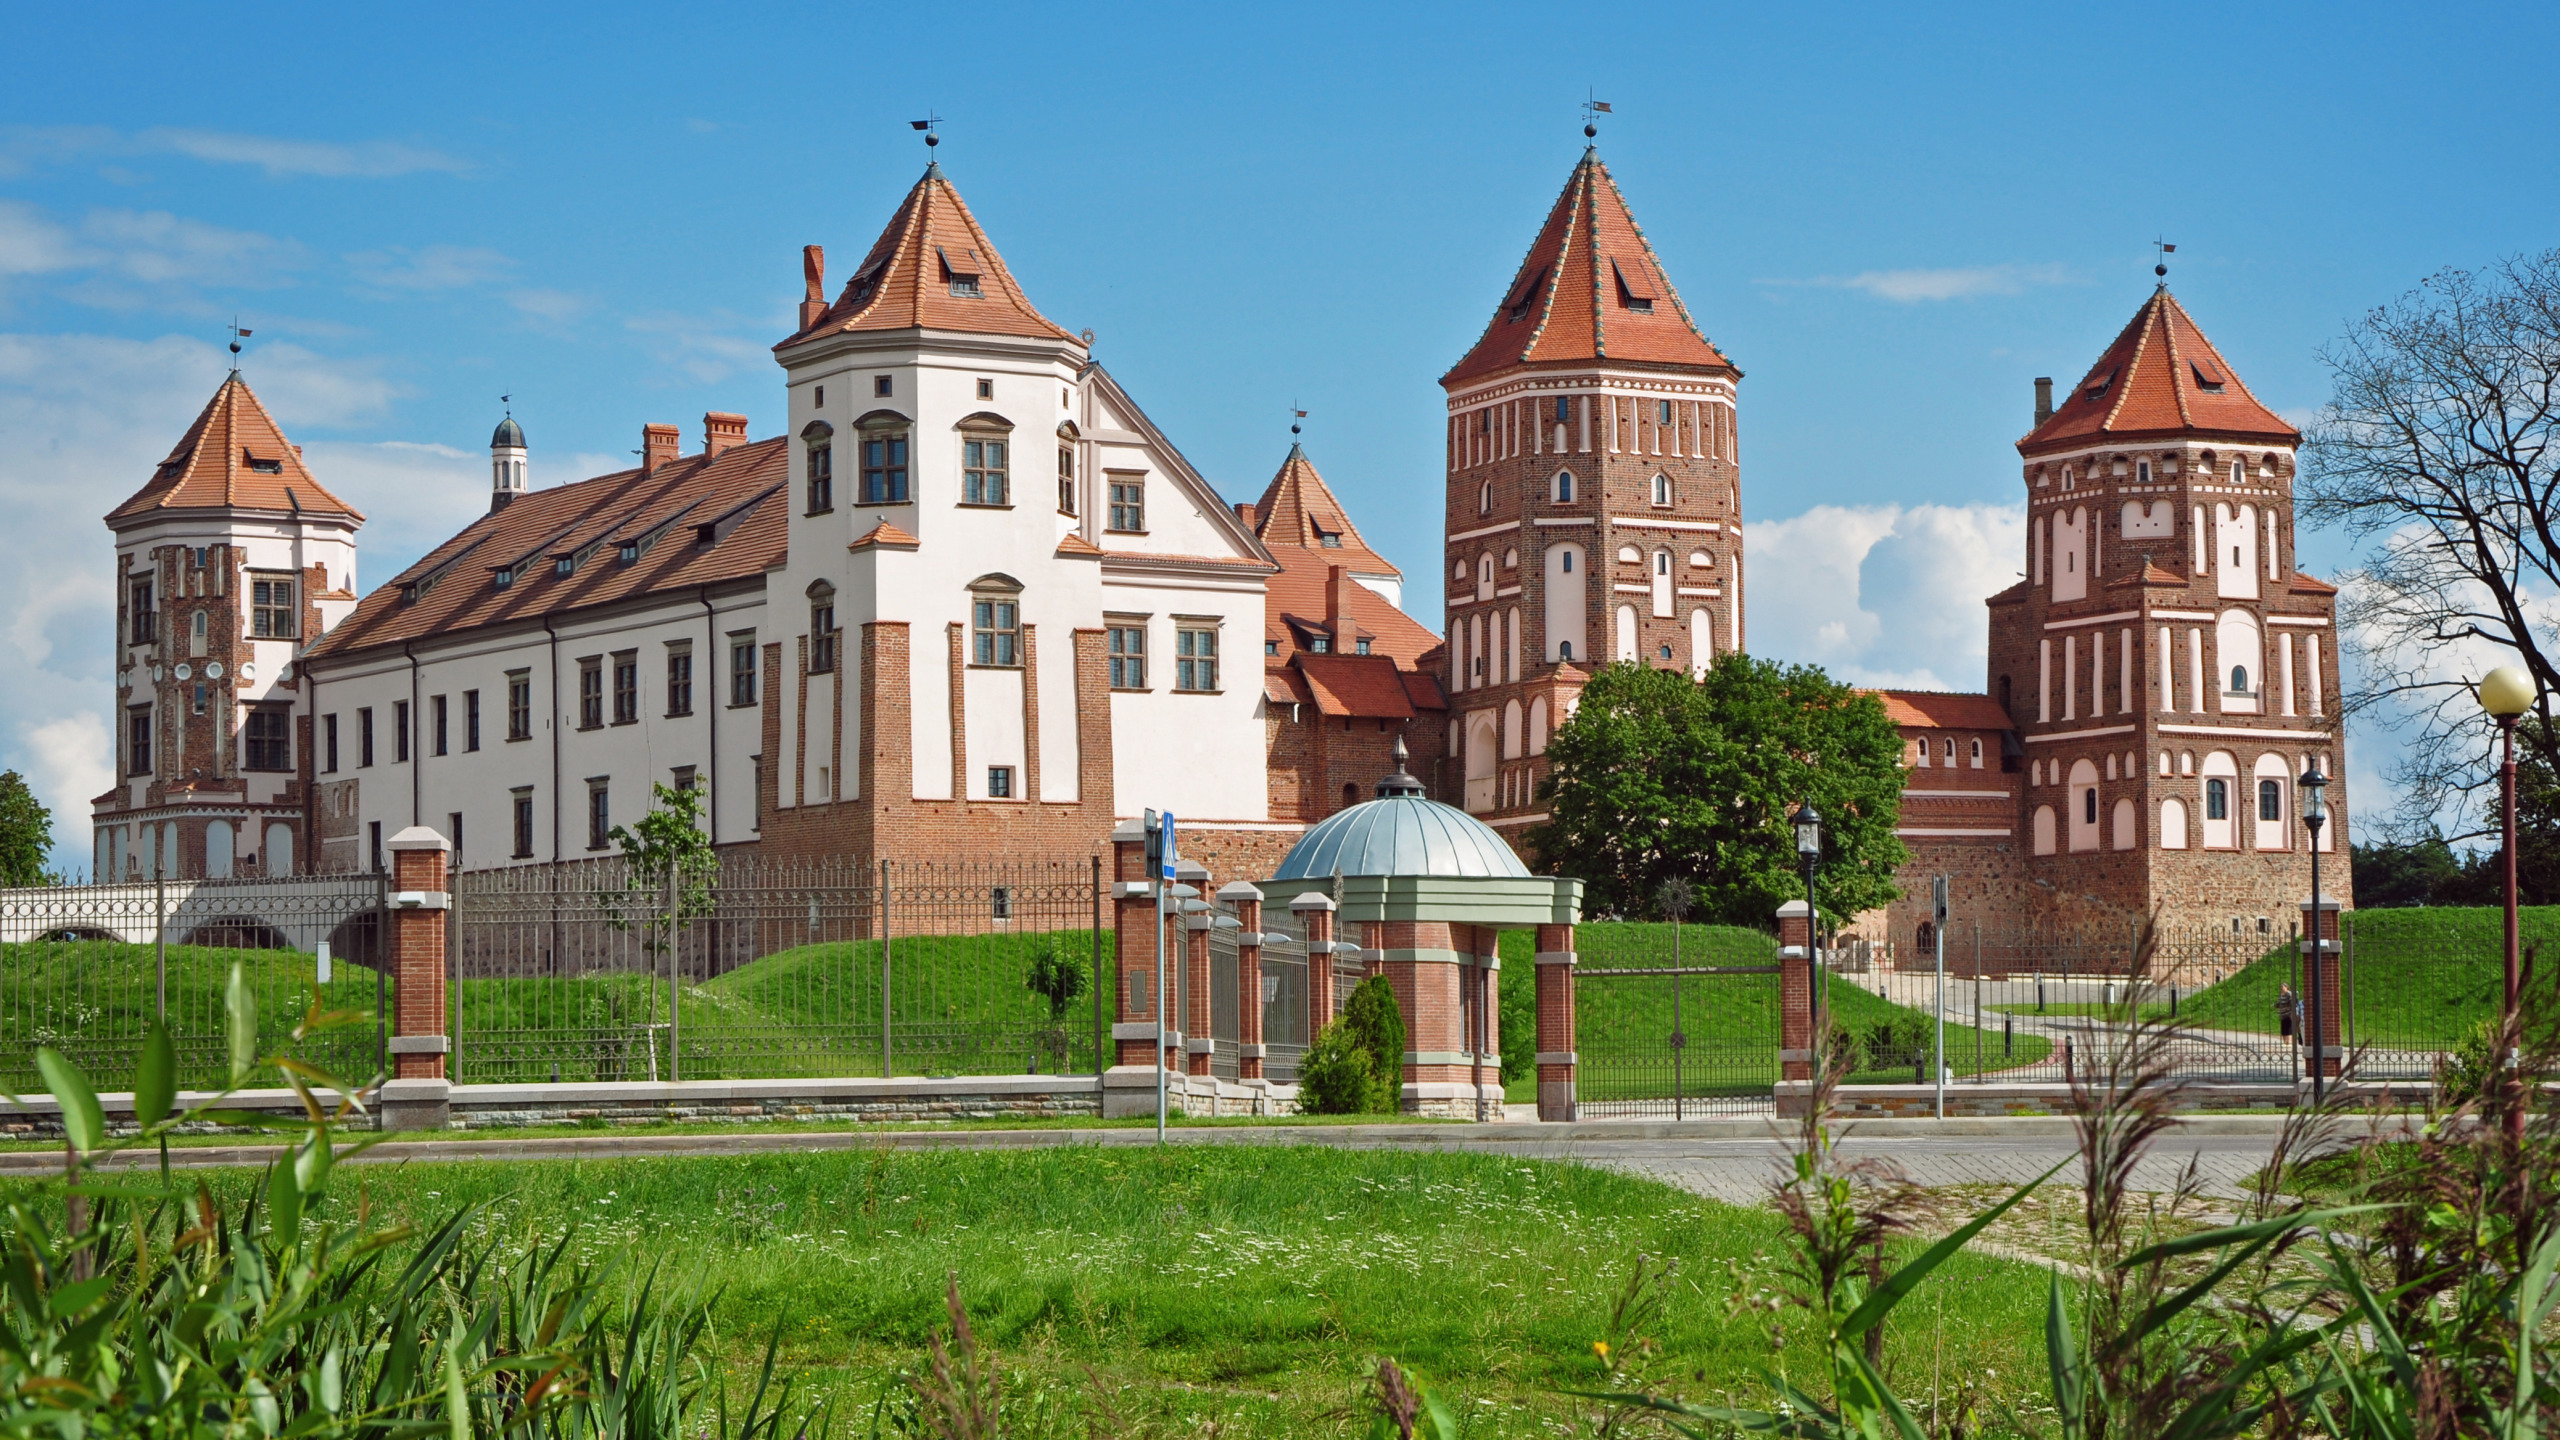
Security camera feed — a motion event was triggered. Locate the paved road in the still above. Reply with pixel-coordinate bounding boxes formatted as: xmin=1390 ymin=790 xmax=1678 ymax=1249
xmin=0 ymin=1117 xmax=2303 ymax=1207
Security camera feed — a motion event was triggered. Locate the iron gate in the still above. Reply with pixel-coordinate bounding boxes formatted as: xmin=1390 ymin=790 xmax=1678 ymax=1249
xmin=1573 ymin=923 xmax=1782 ymax=1116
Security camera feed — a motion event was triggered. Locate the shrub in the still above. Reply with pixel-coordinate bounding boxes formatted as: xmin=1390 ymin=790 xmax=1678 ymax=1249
xmin=2438 ymin=1013 xmax=2498 ymax=1105
xmin=1297 ymin=1022 xmax=1376 ymax=1114
xmin=1342 ymin=974 xmax=1407 ymax=1111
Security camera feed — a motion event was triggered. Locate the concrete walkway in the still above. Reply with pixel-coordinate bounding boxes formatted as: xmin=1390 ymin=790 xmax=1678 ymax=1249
xmin=1 ymin=1115 xmax=2304 ymax=1207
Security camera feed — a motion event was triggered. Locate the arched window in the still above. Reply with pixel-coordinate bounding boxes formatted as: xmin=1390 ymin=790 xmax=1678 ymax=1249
xmin=2231 ymin=664 xmax=2250 ymax=694
xmin=968 ymin=574 xmax=1023 ymax=667
xmin=1969 ymin=738 xmax=1984 ymax=767
xmin=2084 ymin=787 xmax=2098 ymax=826
xmin=2205 ymin=778 xmax=2228 ymax=821
xmin=1916 ymin=921 xmax=1936 ymax=955
xmin=1479 ymin=480 xmax=1492 ymax=513
xmin=2258 ymin=778 xmax=2282 ymax=822
xmin=855 ymin=410 xmax=911 ymax=504
xmin=2231 ymin=459 xmax=2244 ymax=484
xmin=1056 ymin=422 xmax=1079 ymax=515
xmin=801 ymin=420 xmax=834 ymax=513
xmin=2160 ymin=797 xmax=2189 ymax=849
xmin=956 ymin=412 xmax=1012 ymax=506
xmin=1652 ymin=474 xmax=1673 ymax=507
xmin=1341 ymin=782 xmax=1360 ymax=812
xmin=1553 ymin=470 xmax=1576 ymax=503
xmin=1561 ymin=551 xmax=1574 ymax=572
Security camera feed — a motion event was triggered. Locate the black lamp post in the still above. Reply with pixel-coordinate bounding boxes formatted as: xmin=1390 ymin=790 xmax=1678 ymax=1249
xmin=2298 ymin=760 xmax=2328 ymax=1103
xmin=1791 ymin=801 xmax=1824 ymax=1033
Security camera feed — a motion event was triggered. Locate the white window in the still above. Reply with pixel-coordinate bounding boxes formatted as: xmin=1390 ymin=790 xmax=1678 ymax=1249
xmin=972 ymin=594 xmax=1020 ymax=666
xmin=987 ymin=765 xmax=1014 ymax=799
xmin=1651 ymin=474 xmax=1673 ymax=507
xmin=1107 ymin=624 xmax=1146 ymax=688
xmin=962 ymin=437 xmax=1008 ymax=505
xmin=1175 ymin=626 xmax=1218 ymax=691
xmin=249 ymin=575 xmax=295 ymax=638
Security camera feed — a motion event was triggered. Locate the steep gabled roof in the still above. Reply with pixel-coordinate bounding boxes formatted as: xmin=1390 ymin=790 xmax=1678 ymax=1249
xmin=1443 ymin=149 xmax=1733 ymax=388
xmin=109 ymin=373 xmax=362 ymax=524
xmin=2021 ymin=287 xmax=2297 ymax=456
xmin=1868 ymin=690 xmax=2016 ymax=732
xmin=777 ymin=163 xmax=1076 ymax=350
xmin=1252 ymin=444 xmax=1398 ymax=579
xmin=304 ymin=438 xmax=787 ymax=662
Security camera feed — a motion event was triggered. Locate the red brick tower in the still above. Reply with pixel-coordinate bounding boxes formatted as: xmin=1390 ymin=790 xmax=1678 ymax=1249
xmin=1990 ymin=285 xmax=2350 ymax=932
xmin=1438 ymin=145 xmax=1742 ymax=852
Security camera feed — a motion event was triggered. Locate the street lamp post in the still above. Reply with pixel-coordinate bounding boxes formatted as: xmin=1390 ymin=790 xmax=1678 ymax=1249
xmin=2299 ymin=760 xmax=2329 ymax=1103
xmin=2479 ymin=665 xmax=2536 ymax=1140
xmin=1791 ymin=801 xmax=1824 ymax=1040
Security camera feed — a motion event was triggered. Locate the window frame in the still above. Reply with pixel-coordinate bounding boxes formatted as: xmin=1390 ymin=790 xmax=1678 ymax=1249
xmin=1174 ymin=623 xmax=1220 ymax=693
xmin=248 ymin=572 xmax=296 ymax=639
xmin=586 ymin=781 xmax=611 ymax=852
xmin=1553 ymin=470 xmax=1576 ymax=504
xmin=357 ymin=707 xmax=375 ymax=768
xmin=1057 ymin=441 xmax=1077 ymax=515
xmin=858 ymin=425 xmax=911 ymax=505
xmin=971 ymin=591 xmax=1022 ymax=668
xmin=431 ymin=694 xmax=449 ymax=756
xmin=464 ymin=689 xmax=481 ymax=751
xmin=243 ymin=705 xmax=291 ymax=772
xmin=1106 ymin=474 xmax=1146 ymax=533
xmin=506 ymin=671 xmax=532 ymax=742
xmin=393 ymin=699 xmax=410 ymax=763
xmin=961 ymin=434 xmax=1011 ymax=507
xmin=128 ymin=577 xmax=156 ymax=645
xmin=665 ymin=644 xmax=693 ymax=717
xmin=323 ymin=713 xmax=339 ymax=773
xmin=611 ymin=652 xmax=639 ymax=725
xmin=1106 ymin=620 xmax=1148 ymax=690
xmin=127 ymin=705 xmax=153 ymax=776
xmin=729 ymin=633 xmax=759 ymax=707
xmin=577 ymin=659 xmax=604 ymax=730
xmin=802 ymin=421 xmax=835 ymax=514
xmin=987 ymin=764 xmax=1014 ymax=799
xmin=808 ymin=599 xmax=837 ymax=674
xmin=511 ymin=787 xmax=536 ymax=859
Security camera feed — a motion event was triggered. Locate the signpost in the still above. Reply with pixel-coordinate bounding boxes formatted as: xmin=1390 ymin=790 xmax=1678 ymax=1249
xmin=1933 ymin=876 xmax=1949 ymax=1119
xmin=1146 ymin=810 xmax=1176 ymax=1142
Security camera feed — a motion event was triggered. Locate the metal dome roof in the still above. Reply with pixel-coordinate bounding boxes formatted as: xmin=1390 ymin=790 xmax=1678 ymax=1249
xmin=490 ymin=415 xmax=526 ymax=449
xmin=1272 ymin=794 xmax=1532 ymax=881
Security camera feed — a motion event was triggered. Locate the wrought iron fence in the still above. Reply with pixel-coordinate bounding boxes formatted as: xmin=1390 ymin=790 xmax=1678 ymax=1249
xmin=449 ymin=854 xmax=1107 ymax=1083
xmin=0 ymin=872 xmax=389 ymax=1094
xmin=1572 ymin=922 xmax=1784 ymax=1118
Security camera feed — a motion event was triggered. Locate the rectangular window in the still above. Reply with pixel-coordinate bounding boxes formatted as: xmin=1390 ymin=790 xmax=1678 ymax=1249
xmin=578 ymin=659 xmax=603 ymax=729
xmin=368 ymin=820 xmax=383 ymax=874
xmin=860 ymin=432 xmax=909 ymax=503
xmin=612 ymin=652 xmax=638 ymax=724
xmin=730 ymin=635 xmax=758 ymax=706
xmin=323 ymin=713 xmax=339 ymax=773
xmin=129 ymin=578 xmax=156 ymax=645
xmin=250 ymin=575 xmax=295 ymax=638
xmin=393 ymin=700 xmax=410 ymax=762
xmin=431 ymin=694 xmax=449 ymax=755
xmin=1176 ymin=626 xmax=1219 ymax=692
xmin=751 ymin=753 xmax=763 ymax=831
xmin=447 ymin=811 xmax=464 ymax=866
xmin=1058 ymin=446 xmax=1076 ymax=515
xmin=127 ymin=706 xmax=152 ymax=775
xmin=671 ymin=764 xmax=697 ymax=793
xmin=587 ymin=782 xmax=611 ymax=851
xmin=511 ymin=788 xmax=535 ymax=859
xmin=358 ymin=707 xmax=375 ymax=767
xmin=464 ymin=689 xmax=481 ymax=750
xmin=963 ymin=438 xmax=1009 ymax=505
xmin=192 ymin=683 xmax=207 ymax=716
xmin=1107 ymin=624 xmax=1147 ymax=689
xmin=806 ymin=441 xmax=833 ymax=514
xmin=506 ymin=671 xmax=532 ymax=741
xmin=666 ymin=646 xmax=693 ymax=716
xmin=809 ymin=605 xmax=836 ymax=673
xmin=972 ymin=596 xmax=1020 ymax=666
xmin=1107 ymin=477 xmax=1145 ymax=532
xmin=987 ymin=765 xmax=1014 ymax=799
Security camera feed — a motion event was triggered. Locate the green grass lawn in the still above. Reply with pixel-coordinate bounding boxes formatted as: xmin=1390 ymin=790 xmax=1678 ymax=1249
xmin=0 ymin=941 xmax=388 ymax=1094
xmin=127 ymin=1145 xmax=2057 ymax=1435
xmin=2170 ymin=905 xmax=2560 ymax=1048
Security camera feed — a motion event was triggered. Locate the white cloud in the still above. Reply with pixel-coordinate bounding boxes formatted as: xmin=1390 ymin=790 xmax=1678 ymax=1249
xmin=625 ymin=311 xmax=770 ymax=384
xmin=22 ymin=714 xmax=109 ymax=868
xmin=1767 ymin=263 xmax=2073 ymax=303
xmin=0 ymin=125 xmax=469 ymax=180
xmin=508 ymin=287 xmax=587 ymax=324
xmin=0 ymin=200 xmax=304 ymax=309
xmin=1746 ymin=501 xmax=2027 ymax=692
xmin=0 ymin=201 xmax=86 ymax=276
xmin=348 ymin=244 xmax=515 ymax=291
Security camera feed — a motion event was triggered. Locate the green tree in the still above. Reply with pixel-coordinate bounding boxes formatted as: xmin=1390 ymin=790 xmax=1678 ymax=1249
xmin=1529 ymin=656 xmax=1907 ymax=926
xmin=1299 ymin=974 xmax=1409 ymax=1114
xmin=0 ymin=769 xmax=52 ymax=887
xmin=605 ymin=781 xmax=720 ymax=951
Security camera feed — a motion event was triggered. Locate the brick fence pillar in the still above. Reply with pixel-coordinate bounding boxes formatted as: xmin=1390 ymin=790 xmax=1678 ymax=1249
xmin=1101 ymin=821 xmax=1162 ymax=1118
xmin=1778 ymin=899 xmax=1814 ymax=1083
xmin=1224 ymin=883 xmax=1266 ymax=1082
xmin=2300 ymin=896 xmax=2342 ymax=1081
xmin=1179 ymin=861 xmax=1215 ymax=1079
xmin=1293 ymin=892 xmax=1338 ymax=1031
xmin=1534 ymin=922 xmax=1576 ymax=1122
xmin=381 ymin=826 xmax=452 ymax=1132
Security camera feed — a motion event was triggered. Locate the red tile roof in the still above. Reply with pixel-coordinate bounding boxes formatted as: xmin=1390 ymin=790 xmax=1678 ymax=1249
xmin=109 ymin=373 xmax=362 ymax=524
xmin=304 ymin=439 xmax=788 ymax=662
xmin=2020 ymin=288 xmax=2297 ymax=456
xmin=1251 ymin=444 xmax=1399 ymax=580
xmin=1443 ymin=149 xmax=1734 ymax=388
xmin=2106 ymin=558 xmax=2189 ymax=589
xmin=777 ymin=164 xmax=1076 ymax=351
xmin=1866 ymin=690 xmax=2016 ymax=732
xmin=848 ymin=520 xmax=919 ymax=551
xmin=2288 ymin=571 xmax=2338 ymax=596
xmin=1294 ymin=652 xmax=1425 ymax=719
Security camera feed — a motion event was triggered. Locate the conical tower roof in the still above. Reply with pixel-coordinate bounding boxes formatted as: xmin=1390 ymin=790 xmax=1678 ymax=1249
xmin=108 ymin=372 xmax=362 ymax=525
xmin=1252 ymin=442 xmax=1396 ymax=577
xmin=2020 ymin=287 xmax=2297 ymax=456
xmin=1443 ymin=148 xmax=1733 ymax=388
xmin=777 ymin=163 xmax=1076 ymax=350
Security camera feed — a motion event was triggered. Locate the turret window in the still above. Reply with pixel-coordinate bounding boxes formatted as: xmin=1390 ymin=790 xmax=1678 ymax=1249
xmin=1553 ymin=470 xmax=1575 ymax=503
xmin=802 ymin=421 xmax=834 ymax=513
xmin=128 ymin=578 xmax=156 ymax=645
xmin=1652 ymin=474 xmax=1674 ymax=507
xmin=962 ymin=438 xmax=1009 ymax=506
xmin=860 ymin=432 xmax=908 ymax=504
xmin=973 ymin=596 xmax=1021 ymax=667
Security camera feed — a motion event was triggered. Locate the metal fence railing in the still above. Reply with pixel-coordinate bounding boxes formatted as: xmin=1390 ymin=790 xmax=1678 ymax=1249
xmin=0 ymin=873 xmax=389 ymax=1095
xmin=449 ymin=854 xmax=1108 ymax=1084
xmin=1572 ymin=923 xmax=1784 ymax=1118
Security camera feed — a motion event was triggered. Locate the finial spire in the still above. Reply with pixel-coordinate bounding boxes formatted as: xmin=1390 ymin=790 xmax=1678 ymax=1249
xmin=910 ymin=112 xmax=942 ymax=158
xmin=1375 ymin=735 xmax=1425 ymax=799
xmin=1289 ymin=403 xmax=1306 ymax=441
xmin=2154 ymin=237 xmax=2176 ymax=282
xmin=226 ymin=317 xmax=252 ymax=371
xmin=1581 ymin=92 xmax=1611 ymax=142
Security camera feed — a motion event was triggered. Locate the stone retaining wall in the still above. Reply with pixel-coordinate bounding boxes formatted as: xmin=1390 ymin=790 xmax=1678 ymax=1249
xmin=1780 ymin=1079 xmax=2438 ymax=1118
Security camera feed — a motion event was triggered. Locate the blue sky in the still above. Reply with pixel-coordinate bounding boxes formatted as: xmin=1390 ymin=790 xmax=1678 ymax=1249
xmin=4 ymin=2 xmax=2554 ymax=869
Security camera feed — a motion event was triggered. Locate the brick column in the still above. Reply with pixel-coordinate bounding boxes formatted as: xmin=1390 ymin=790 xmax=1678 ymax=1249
xmin=1179 ymin=861 xmax=1215 ymax=1078
xmin=1362 ymin=920 xmax=1386 ymax=981
xmin=1103 ymin=821 xmax=1164 ymax=1118
xmin=1472 ymin=926 xmax=1501 ymax=1121
xmin=2300 ymin=897 xmax=2342 ymax=1081
xmin=1778 ymin=899 xmax=1814 ymax=1083
xmin=1292 ymin=892 xmax=1338 ymax=1031
xmin=1224 ymin=883 xmax=1266 ymax=1081
xmin=1534 ymin=922 xmax=1576 ymax=1122
xmin=381 ymin=826 xmax=452 ymax=1132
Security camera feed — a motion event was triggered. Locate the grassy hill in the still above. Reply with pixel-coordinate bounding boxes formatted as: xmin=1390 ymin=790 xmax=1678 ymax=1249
xmin=2173 ymin=904 xmax=2560 ymax=1048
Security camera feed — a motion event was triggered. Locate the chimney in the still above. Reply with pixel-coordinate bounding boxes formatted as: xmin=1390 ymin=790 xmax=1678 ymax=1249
xmin=642 ymin=423 xmax=680 ymax=474
xmin=2034 ymin=376 xmax=2054 ymax=426
xmin=799 ymin=245 xmax=827 ymax=330
xmin=1326 ymin=563 xmax=1358 ymax=651
xmin=1235 ymin=501 xmax=1258 ymax=530
xmin=703 ymin=411 xmax=749 ymax=458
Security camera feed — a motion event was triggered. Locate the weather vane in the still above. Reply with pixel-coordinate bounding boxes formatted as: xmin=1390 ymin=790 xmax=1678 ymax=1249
xmin=1290 ymin=403 xmax=1306 ymax=439
xmin=500 ymin=391 xmax=513 ymax=414
xmin=910 ymin=112 xmax=942 ymax=153
xmin=1582 ymin=93 xmax=1612 ymax=141
xmin=226 ymin=317 xmax=252 ymax=370
xmin=2155 ymin=238 xmax=2176 ymax=280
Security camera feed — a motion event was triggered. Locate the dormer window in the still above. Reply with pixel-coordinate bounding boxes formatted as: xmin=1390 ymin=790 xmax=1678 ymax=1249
xmin=2083 ymin=367 xmax=2117 ymax=401
xmin=493 ymin=567 xmax=514 ymax=590
xmin=1503 ymin=267 xmax=1547 ymax=322
xmin=939 ymin=245 xmax=983 ymax=298
xmin=1317 ymin=529 xmax=1341 ymax=548
xmin=618 ymin=541 xmax=640 ymax=565
xmin=1310 ymin=635 xmax=1329 ymax=654
xmin=1356 ymin=638 xmax=1371 ymax=655
xmin=1612 ymin=257 xmax=1657 ymax=314
xmin=244 ymin=449 xmax=283 ymax=475
xmin=2191 ymin=361 xmax=2226 ymax=393
xmin=555 ymin=556 xmax=574 ymax=578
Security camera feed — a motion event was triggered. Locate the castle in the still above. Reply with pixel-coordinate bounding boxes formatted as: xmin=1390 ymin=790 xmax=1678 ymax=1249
xmin=89 ymin=139 xmax=2346 ymax=935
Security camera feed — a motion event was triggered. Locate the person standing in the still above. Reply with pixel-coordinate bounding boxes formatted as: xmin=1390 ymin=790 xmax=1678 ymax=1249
xmin=2277 ymin=984 xmax=2299 ymax=1045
